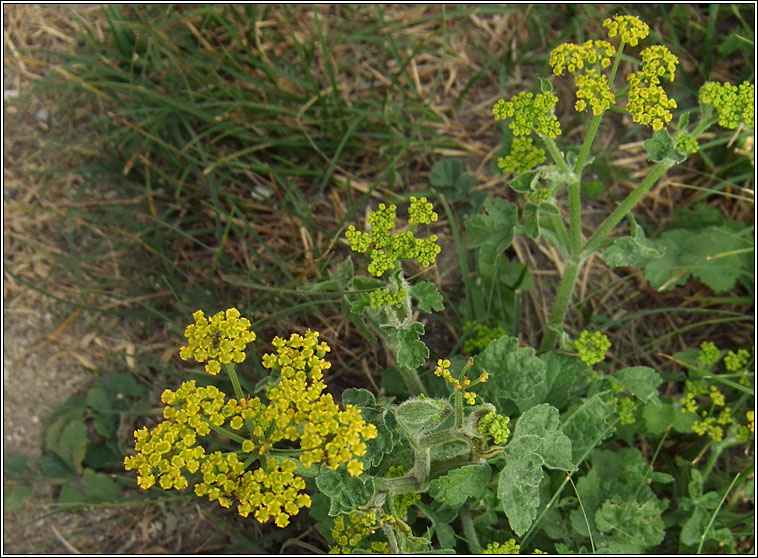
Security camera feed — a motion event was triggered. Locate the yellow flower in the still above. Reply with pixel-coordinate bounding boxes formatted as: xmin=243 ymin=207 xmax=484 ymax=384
xmin=179 ymin=308 xmax=256 ymax=374
xmin=602 ymin=14 xmax=649 ymax=47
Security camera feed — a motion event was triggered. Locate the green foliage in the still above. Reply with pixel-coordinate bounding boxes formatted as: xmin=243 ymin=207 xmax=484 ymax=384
xmin=498 ymin=404 xmax=576 ymax=536
xmin=644 ymin=207 xmax=754 ymax=293
xmin=430 ymin=464 xmax=492 ymax=507
xmin=32 ymin=4 xmax=753 ymax=554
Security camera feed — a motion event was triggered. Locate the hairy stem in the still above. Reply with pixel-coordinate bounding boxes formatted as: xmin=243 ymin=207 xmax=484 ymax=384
xmin=461 ymin=504 xmax=482 ymax=553
xmin=398 ymin=365 xmax=426 ymax=397
xmin=539 ymin=258 xmax=581 ymax=353
xmin=582 ymin=160 xmax=673 ymax=258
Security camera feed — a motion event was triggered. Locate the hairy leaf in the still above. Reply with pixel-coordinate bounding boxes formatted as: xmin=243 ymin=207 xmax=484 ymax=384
xmin=474 ymin=335 xmax=547 ymax=412
xmin=430 ymin=463 xmax=492 ymax=506
xmin=410 ymin=281 xmax=444 ymax=313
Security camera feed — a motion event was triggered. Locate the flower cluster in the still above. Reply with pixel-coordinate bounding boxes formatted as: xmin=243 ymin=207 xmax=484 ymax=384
xmin=614 ymin=396 xmax=637 ymax=426
xmin=602 ymin=14 xmax=650 ymax=47
xmin=433 ymin=358 xmax=488 ymax=404
xmin=497 ymin=137 xmax=547 ymax=174
xmin=369 ymin=286 xmax=407 ymax=310
xmin=346 ymin=202 xmax=441 ymax=277
xmin=478 ymin=411 xmax=511 ymax=444
xmin=699 ymin=81 xmax=755 ymax=129
xmin=573 ymin=330 xmax=611 ymax=366
xmin=329 ymin=510 xmax=385 ymax=554
xmin=127 ymin=310 xmax=379 ymax=529
xmin=724 ymin=347 xmax=753 ymax=387
xmin=492 ymin=91 xmax=560 ymax=174
xmin=179 ymin=308 xmax=256 ymax=375
xmin=549 ymin=40 xmax=616 ymax=116
xmin=675 ymin=132 xmax=699 ymax=155
xmin=493 ymin=91 xmax=561 ymax=138
xmin=462 ymin=322 xmax=505 ymax=355
xmin=124 ymin=379 xmax=312 ymax=526
xmin=483 ymin=539 xmax=546 ymax=554
xmin=625 ymin=45 xmax=679 ymax=131
xmin=574 ymin=69 xmax=615 ymax=115
xmin=262 ymin=330 xmax=378 ymax=475
xmin=408 ymin=196 xmax=438 ymax=225
xmin=549 ymin=40 xmax=615 ymax=76
xmin=231 ymin=458 xmax=311 ymax=526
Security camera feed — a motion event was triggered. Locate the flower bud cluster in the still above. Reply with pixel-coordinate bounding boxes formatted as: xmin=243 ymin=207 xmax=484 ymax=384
xmin=346 ymin=202 xmax=441 ymax=277
xmin=369 ymin=286 xmax=407 ymax=309
xmin=492 ymin=92 xmax=561 ymax=138
xmin=482 ymin=539 xmax=521 ymax=554
xmin=573 ymin=330 xmax=611 ymax=366
xmin=386 ymin=465 xmax=421 ymax=516
xmin=724 ymin=347 xmax=753 ymax=387
xmin=492 ymin=91 xmax=560 ymax=174
xmin=478 ymin=411 xmax=511 ymax=444
xmin=179 ymin=308 xmax=256 ymax=375
xmin=699 ymin=81 xmax=755 ymax=130
xmin=497 ymin=137 xmax=547 ymax=174
xmin=675 ymin=133 xmax=699 ymax=155
xmin=462 ymin=322 xmax=505 ymax=355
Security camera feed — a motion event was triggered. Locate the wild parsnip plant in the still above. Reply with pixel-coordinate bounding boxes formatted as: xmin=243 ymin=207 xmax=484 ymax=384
xmin=113 ymin=10 xmax=754 ymax=555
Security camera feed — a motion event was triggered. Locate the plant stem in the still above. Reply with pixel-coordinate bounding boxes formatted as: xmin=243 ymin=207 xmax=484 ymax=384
xmin=460 ymin=504 xmax=482 ymax=553
xmin=223 ymin=363 xmax=256 ymax=437
xmin=454 ymin=389 xmax=464 ymax=428
xmin=574 ymin=113 xmax=603 ymax=175
xmin=542 ymin=135 xmax=572 ymax=175
xmin=398 ymin=365 xmax=426 ymax=397
xmin=539 ymin=258 xmax=580 ymax=353
xmin=582 ymin=160 xmax=673 ymax=258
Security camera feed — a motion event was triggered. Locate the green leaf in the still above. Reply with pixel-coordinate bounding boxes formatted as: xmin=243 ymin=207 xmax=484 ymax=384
xmin=645 ymin=225 xmax=752 ymax=293
xmin=430 ymin=160 xmax=477 ymax=201
xmin=410 ymin=282 xmax=444 ymax=312
xmin=498 ymin=451 xmax=544 ymax=536
xmin=508 ymin=404 xmax=576 ymax=472
xmin=395 ymin=398 xmax=451 ymax=433
xmin=562 ymin=391 xmax=616 ymax=464
xmin=81 ymin=468 xmax=121 ymax=502
xmin=610 ymin=366 xmax=662 ymax=403
xmin=4 ymin=455 xmax=31 ymax=478
xmin=499 ymin=404 xmax=575 ymax=536
xmin=429 ymin=463 xmax=492 ymax=506
xmin=541 ymin=352 xmax=585 ymax=410
xmin=98 ymin=372 xmax=146 ymax=401
xmin=641 ymin=401 xmax=675 ymax=435
xmin=594 ymin=497 xmax=666 ymax=551
xmin=644 ymin=129 xmax=684 ymax=163
xmin=38 ymin=452 xmax=75 ymax=479
xmin=389 ymin=323 xmax=429 ymax=369
xmin=332 ymin=256 xmax=355 ymax=290
xmin=523 ymin=202 xmax=540 ymax=239
xmin=474 ymin=335 xmax=547 ymax=412
xmin=602 ymin=235 xmax=661 ymax=268
xmin=5 ymin=484 xmax=32 ymax=511
xmin=342 ymin=388 xmax=376 ymax=409
xmin=315 ymin=467 xmax=375 ymax=516
xmin=57 ymin=420 xmax=88 ymax=469
xmin=434 ymin=523 xmax=457 ymax=549
xmin=465 ymin=198 xmax=518 ymax=251
xmin=510 ymin=171 xmax=539 ymax=193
